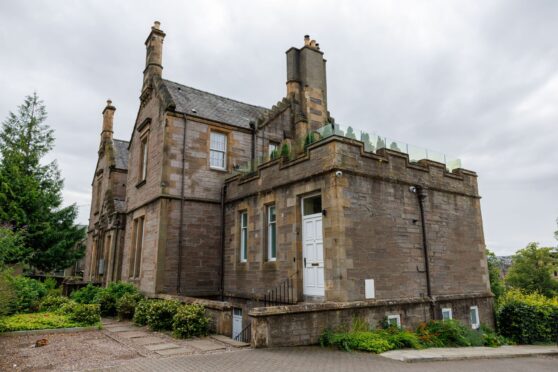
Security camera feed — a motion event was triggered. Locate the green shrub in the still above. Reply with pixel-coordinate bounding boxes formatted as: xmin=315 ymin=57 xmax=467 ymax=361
xmin=71 ymin=283 xmax=101 ymax=304
xmin=104 ymin=282 xmax=139 ymax=299
xmin=116 ymin=292 xmax=144 ymax=320
xmin=94 ymin=282 xmax=140 ymax=317
xmin=172 ymin=304 xmax=210 ymax=338
xmin=328 ymin=331 xmax=395 ymax=353
xmin=480 ymin=325 xmax=510 ymax=347
xmin=43 ymin=277 xmax=62 ymax=297
xmin=59 ymin=302 xmax=101 ymax=325
xmin=5 ymin=275 xmax=47 ymax=313
xmin=0 ymin=269 xmax=16 ymax=316
xmin=145 ymin=300 xmax=180 ymax=331
xmin=496 ymin=289 xmax=558 ymax=344
xmin=381 ymin=328 xmax=423 ymax=349
xmin=94 ymin=289 xmax=118 ymax=316
xmin=0 ymin=312 xmax=83 ymax=332
xmin=133 ymin=299 xmax=151 ymax=326
xmin=417 ymin=320 xmax=474 ymax=347
xmin=68 ymin=303 xmax=101 ymax=325
xmin=39 ymin=295 xmax=71 ymax=312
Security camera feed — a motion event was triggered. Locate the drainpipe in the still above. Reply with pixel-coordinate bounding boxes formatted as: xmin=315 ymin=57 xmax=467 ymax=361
xmin=220 ymin=184 xmax=227 ymax=301
xmin=177 ymin=116 xmax=188 ymax=294
xmin=249 ymin=121 xmax=256 ymax=162
xmin=413 ymin=185 xmax=434 ymax=318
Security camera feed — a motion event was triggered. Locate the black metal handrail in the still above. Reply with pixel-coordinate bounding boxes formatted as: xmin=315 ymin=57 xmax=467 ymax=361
xmin=234 ymin=322 xmax=251 ymax=343
xmin=262 ymin=272 xmax=298 ymax=307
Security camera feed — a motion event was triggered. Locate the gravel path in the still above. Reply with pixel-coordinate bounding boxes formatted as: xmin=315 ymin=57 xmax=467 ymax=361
xmin=0 ymin=319 xmax=239 ymax=371
xmin=0 ymin=329 xmax=141 ymax=371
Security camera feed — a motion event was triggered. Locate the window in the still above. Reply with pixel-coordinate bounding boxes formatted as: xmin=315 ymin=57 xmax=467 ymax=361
xmin=240 ymin=211 xmax=248 ymax=262
xmin=139 ymin=137 xmax=148 ymax=181
xmin=387 ymin=314 xmax=401 ymax=328
xmin=268 ymin=142 xmax=278 ymax=159
xmin=267 ymin=205 xmax=276 ymax=261
xmin=129 ymin=216 xmax=145 ymax=278
xmin=303 ymin=195 xmax=322 ymax=216
xmin=442 ymin=308 xmax=453 ymax=321
xmin=470 ymin=306 xmax=480 ymax=329
xmin=210 ymin=131 xmax=227 ymax=170
xmin=95 ymin=178 xmax=102 ymax=212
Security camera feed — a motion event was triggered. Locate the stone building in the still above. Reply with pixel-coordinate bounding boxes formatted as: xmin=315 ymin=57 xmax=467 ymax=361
xmin=84 ymin=22 xmax=493 ymax=347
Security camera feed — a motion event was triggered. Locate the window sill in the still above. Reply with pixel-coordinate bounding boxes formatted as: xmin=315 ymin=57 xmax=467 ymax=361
xmin=210 ymin=166 xmax=228 ymax=173
xmin=135 ymin=179 xmax=146 ymax=188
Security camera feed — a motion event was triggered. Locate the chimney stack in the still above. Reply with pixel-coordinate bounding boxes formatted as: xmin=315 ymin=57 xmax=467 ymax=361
xmin=286 ymin=35 xmax=328 ymax=144
xmin=143 ymin=21 xmax=166 ymax=91
xmin=101 ymin=99 xmax=116 ymax=142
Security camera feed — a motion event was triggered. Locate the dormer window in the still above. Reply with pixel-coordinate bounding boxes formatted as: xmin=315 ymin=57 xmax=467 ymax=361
xmin=210 ymin=131 xmax=227 ymax=170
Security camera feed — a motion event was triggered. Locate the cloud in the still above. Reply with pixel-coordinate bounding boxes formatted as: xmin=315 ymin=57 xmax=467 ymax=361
xmin=0 ymin=0 xmax=557 ymax=255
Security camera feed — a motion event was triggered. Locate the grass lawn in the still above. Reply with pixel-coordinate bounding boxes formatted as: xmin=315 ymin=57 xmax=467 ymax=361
xmin=0 ymin=312 xmax=95 ymax=332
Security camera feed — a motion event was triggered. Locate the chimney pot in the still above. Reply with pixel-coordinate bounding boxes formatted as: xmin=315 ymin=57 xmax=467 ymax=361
xmin=107 ymin=99 xmax=112 ymax=106
xmin=154 ymin=21 xmax=161 ymax=29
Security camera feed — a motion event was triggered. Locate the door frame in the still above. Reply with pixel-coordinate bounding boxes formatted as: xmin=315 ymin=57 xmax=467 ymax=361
xmin=300 ymin=193 xmax=325 ymax=298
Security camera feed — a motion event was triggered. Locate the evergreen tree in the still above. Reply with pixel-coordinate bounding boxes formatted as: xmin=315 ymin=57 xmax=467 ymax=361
xmin=0 ymin=93 xmax=84 ymax=271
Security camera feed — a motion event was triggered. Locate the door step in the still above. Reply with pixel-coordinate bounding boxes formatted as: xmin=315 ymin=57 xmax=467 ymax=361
xmin=210 ymin=334 xmax=250 ymax=348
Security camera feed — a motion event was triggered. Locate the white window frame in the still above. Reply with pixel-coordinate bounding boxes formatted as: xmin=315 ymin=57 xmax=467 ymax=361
xmin=210 ymin=131 xmax=227 ymax=170
xmin=267 ymin=205 xmax=276 ymax=261
xmin=240 ymin=211 xmax=248 ymax=262
xmin=470 ymin=306 xmax=480 ymax=329
xmin=268 ymin=142 xmax=278 ymax=158
xmin=387 ymin=314 xmax=401 ymax=328
xmin=442 ymin=308 xmax=453 ymax=321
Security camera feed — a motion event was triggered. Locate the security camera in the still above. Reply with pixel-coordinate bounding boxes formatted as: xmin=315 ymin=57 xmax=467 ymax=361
xmin=335 ymin=170 xmax=343 ymax=177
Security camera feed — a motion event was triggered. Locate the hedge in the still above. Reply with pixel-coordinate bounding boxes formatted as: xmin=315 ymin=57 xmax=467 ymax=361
xmin=496 ymin=289 xmax=558 ymax=344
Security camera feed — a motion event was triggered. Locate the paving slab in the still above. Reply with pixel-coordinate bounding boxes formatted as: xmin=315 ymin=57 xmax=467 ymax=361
xmin=210 ymin=334 xmax=250 ymax=348
xmin=155 ymin=347 xmax=193 ymax=356
xmin=117 ymin=331 xmax=150 ymax=339
xmin=187 ymin=339 xmax=227 ymax=352
xmin=380 ymin=345 xmax=558 ymax=362
xmin=131 ymin=336 xmax=168 ymax=345
xmin=105 ymin=326 xmax=135 ymax=333
xmin=144 ymin=343 xmax=180 ymax=351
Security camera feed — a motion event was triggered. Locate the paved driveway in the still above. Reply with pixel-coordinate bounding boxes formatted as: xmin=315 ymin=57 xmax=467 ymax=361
xmin=101 ymin=346 xmax=558 ymax=372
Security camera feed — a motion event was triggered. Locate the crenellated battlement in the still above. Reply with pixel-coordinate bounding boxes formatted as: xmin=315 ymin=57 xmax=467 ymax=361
xmin=226 ymin=135 xmax=479 ymax=202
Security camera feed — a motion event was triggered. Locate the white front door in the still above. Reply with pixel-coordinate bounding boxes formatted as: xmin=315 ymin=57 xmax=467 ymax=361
xmin=232 ymin=308 xmax=242 ymax=339
xmin=302 ymin=195 xmax=325 ymax=297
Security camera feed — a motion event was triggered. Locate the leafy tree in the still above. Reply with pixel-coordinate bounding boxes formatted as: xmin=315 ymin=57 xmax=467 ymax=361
xmin=506 ymin=242 xmax=558 ymax=297
xmin=486 ymin=249 xmax=504 ymax=299
xmin=0 ymin=93 xmax=85 ymax=271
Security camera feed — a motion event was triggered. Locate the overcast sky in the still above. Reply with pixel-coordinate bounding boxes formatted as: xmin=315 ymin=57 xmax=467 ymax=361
xmin=1 ymin=0 xmax=557 ymax=255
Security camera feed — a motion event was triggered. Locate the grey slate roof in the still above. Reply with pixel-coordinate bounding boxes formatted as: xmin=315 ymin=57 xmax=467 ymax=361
xmin=162 ymin=79 xmax=269 ymax=129
xmin=113 ymin=139 xmax=129 ymax=170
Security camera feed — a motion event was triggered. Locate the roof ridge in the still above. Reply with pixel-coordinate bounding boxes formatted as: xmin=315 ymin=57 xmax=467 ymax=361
xmin=113 ymin=138 xmax=129 ymax=144
xmin=162 ymin=78 xmax=269 ymax=111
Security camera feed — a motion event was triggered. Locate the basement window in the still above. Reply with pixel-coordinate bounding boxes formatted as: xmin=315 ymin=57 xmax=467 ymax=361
xmin=470 ymin=306 xmax=480 ymax=329
xmin=267 ymin=205 xmax=276 ymax=261
xmin=240 ymin=211 xmax=248 ymax=262
xmin=387 ymin=314 xmax=401 ymax=328
xmin=442 ymin=308 xmax=453 ymax=321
